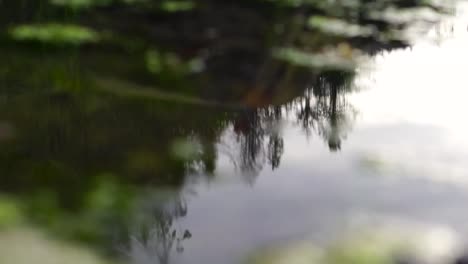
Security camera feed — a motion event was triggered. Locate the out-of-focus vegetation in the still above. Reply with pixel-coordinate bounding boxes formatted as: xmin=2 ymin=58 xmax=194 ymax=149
xmin=0 ymin=228 xmax=112 ymax=264
xmin=0 ymin=0 xmax=453 ymax=263
xmin=248 ymin=224 xmax=461 ymax=264
xmin=9 ymin=23 xmax=100 ymax=45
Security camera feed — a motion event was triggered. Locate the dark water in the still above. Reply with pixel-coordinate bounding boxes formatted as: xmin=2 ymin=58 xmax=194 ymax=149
xmin=0 ymin=1 xmax=467 ymax=264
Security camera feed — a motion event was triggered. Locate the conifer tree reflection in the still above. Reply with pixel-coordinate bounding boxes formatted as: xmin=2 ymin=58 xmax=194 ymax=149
xmin=229 ymin=105 xmax=285 ymax=182
xmin=296 ymin=70 xmax=356 ymax=151
xmin=265 ymin=106 xmax=284 ymax=170
xmin=233 ymin=109 xmax=266 ymax=183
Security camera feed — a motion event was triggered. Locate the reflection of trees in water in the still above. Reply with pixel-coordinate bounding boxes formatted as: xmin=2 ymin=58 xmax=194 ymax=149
xmin=224 ymin=70 xmax=356 ymax=181
xmin=122 ymin=71 xmax=356 ymax=262
xmin=121 ymin=74 xmax=357 ymax=259
xmin=126 ymin=193 xmax=192 ymax=264
xmin=234 ymin=109 xmax=265 ymax=177
xmin=0 ymin=2 xmax=450 ymax=261
xmin=295 ymin=71 xmax=357 ymax=151
xmin=265 ymin=107 xmax=284 ymax=170
xmin=268 ymin=133 xmax=284 ymax=170
xmin=229 ymin=106 xmax=284 ymax=182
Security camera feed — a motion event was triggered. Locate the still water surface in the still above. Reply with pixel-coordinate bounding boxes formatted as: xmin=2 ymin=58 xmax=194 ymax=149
xmin=164 ymin=4 xmax=468 ymax=264
xmin=1 ymin=1 xmax=468 ymax=264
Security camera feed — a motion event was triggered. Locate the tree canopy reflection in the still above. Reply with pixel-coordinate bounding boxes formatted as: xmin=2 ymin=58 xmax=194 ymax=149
xmin=125 ymin=192 xmax=192 ymax=264
xmin=0 ymin=0 xmax=452 ymax=263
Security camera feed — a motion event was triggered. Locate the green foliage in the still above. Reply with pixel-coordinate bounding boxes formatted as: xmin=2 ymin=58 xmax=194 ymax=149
xmin=9 ymin=24 xmax=100 ymax=45
xmin=145 ymin=50 xmax=164 ymax=74
xmin=0 ymin=228 xmax=112 ymax=264
xmin=49 ymin=0 xmax=146 ymax=9
xmin=160 ymin=0 xmax=195 ymax=12
xmin=248 ymin=231 xmax=425 ymax=264
xmin=13 ymin=176 xmax=136 ymax=248
xmin=325 ymin=240 xmax=395 ymax=264
xmin=145 ymin=49 xmax=205 ymax=76
xmin=273 ymin=47 xmax=356 ymax=70
xmin=0 ymin=197 xmax=23 ymax=228
xmin=248 ymin=243 xmax=323 ymax=264
xmin=170 ymin=138 xmax=201 ymax=160
xmin=308 ymin=16 xmax=375 ymax=37
xmin=49 ymin=0 xmax=113 ymax=9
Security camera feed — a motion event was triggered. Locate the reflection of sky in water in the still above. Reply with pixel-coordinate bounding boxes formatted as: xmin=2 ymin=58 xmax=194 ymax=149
xmin=135 ymin=3 xmax=468 ymax=264
xmin=351 ymin=1 xmax=468 ymax=185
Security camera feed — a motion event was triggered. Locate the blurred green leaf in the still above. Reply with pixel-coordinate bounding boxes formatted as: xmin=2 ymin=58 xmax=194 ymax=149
xmin=0 ymin=228 xmax=112 ymax=264
xmin=9 ymin=24 xmax=100 ymax=45
xmin=308 ymin=16 xmax=375 ymax=37
xmin=0 ymin=197 xmax=23 ymax=228
xmin=171 ymin=138 xmax=200 ymax=160
xmin=146 ymin=50 xmax=163 ymax=74
xmin=273 ymin=47 xmax=357 ymax=70
xmin=49 ymin=0 xmax=113 ymax=9
xmin=160 ymin=0 xmax=195 ymax=12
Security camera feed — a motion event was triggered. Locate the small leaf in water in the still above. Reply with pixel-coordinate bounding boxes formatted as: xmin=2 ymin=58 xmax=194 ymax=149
xmin=183 ymin=230 xmax=192 ymax=239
